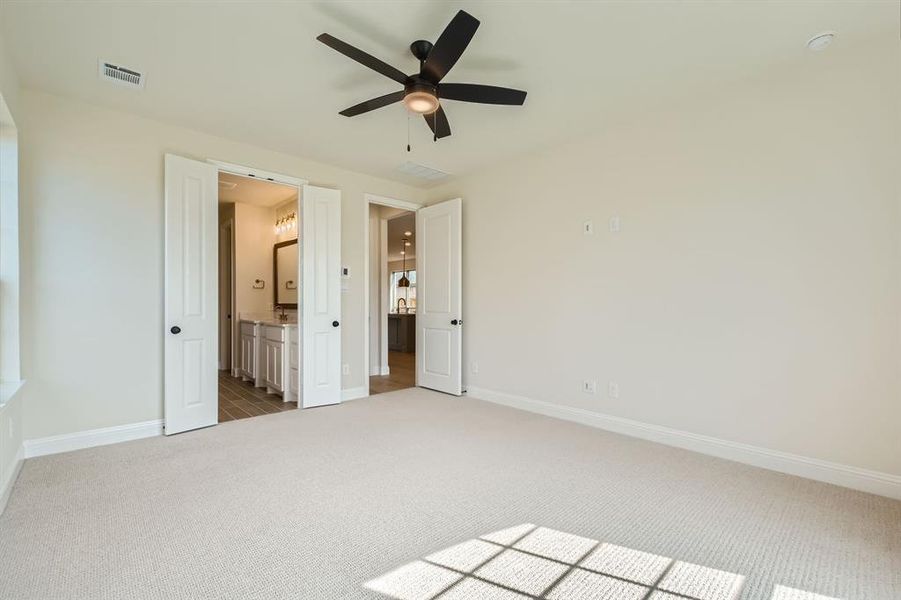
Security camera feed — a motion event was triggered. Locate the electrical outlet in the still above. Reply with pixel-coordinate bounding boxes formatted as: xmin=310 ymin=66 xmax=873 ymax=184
xmin=582 ymin=380 xmax=597 ymax=394
xmin=342 ymin=364 xmax=349 ymax=376
xmin=608 ymin=381 xmax=620 ymax=399
xmin=470 ymin=361 xmax=479 ymax=374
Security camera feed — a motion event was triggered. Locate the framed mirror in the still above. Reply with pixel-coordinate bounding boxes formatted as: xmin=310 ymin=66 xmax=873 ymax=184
xmin=274 ymin=239 xmax=298 ymax=308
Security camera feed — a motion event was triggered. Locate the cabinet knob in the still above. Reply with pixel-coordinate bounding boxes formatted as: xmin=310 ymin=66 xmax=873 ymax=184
xmin=170 ymin=326 xmax=181 ymax=335
xmin=332 ymin=321 xmax=340 ymax=327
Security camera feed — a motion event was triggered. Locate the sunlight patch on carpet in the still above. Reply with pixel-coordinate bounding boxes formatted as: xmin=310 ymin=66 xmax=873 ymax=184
xmin=363 ymin=523 xmax=840 ymax=600
xmin=771 ymin=584 xmax=843 ymax=600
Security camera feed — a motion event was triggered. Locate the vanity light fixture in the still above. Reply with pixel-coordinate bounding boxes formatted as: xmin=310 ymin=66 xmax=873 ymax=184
xmin=275 ymin=212 xmax=297 ymax=234
xmin=404 ymin=231 xmax=413 ymax=236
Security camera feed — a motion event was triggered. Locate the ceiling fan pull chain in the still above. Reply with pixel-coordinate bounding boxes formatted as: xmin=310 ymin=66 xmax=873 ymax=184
xmin=433 ymin=112 xmax=438 ymax=142
xmin=407 ymin=113 xmax=411 ymax=152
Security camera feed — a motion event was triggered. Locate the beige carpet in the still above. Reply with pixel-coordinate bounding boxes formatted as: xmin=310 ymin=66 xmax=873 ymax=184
xmin=0 ymin=387 xmax=898 ymax=600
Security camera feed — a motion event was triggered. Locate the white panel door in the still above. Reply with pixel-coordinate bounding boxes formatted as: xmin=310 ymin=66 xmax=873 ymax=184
xmin=164 ymin=154 xmax=218 ymax=435
xmin=302 ymin=185 xmax=342 ymax=408
xmin=416 ymin=198 xmax=462 ymax=395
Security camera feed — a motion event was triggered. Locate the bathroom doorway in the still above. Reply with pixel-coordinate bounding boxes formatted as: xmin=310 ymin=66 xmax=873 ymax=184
xmin=217 ymin=171 xmax=300 ymax=421
xmin=165 ymin=156 xmax=342 ymax=435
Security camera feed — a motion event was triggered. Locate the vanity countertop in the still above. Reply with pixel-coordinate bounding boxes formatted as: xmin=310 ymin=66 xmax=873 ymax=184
xmin=240 ymin=315 xmax=297 ymax=327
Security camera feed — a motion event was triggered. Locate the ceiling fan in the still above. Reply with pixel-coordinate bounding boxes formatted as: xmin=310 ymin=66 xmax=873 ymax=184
xmin=317 ymin=9 xmax=527 ymax=141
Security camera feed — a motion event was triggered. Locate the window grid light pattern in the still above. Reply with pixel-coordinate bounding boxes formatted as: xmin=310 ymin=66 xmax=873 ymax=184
xmin=364 ymin=524 xmax=842 ymax=600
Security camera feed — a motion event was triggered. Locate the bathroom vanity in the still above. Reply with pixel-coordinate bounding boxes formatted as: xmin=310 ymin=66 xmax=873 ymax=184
xmin=238 ymin=318 xmax=298 ymax=403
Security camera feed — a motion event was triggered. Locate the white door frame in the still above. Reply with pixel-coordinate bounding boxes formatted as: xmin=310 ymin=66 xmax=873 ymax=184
xmin=362 ymin=193 xmax=423 ymax=398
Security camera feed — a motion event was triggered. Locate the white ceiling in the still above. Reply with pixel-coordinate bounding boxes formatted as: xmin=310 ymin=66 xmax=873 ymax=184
xmin=387 ymin=212 xmax=415 ymax=262
xmin=1 ymin=1 xmax=895 ymax=188
xmin=218 ymin=172 xmax=297 ymax=207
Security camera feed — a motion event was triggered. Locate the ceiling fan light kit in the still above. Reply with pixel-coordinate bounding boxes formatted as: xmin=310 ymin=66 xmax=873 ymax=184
xmin=317 ymin=9 xmax=527 ymax=144
xmin=403 ymin=87 xmax=440 ymax=115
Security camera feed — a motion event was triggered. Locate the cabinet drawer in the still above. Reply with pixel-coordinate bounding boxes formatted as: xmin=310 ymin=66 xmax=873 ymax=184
xmin=263 ymin=326 xmax=285 ymax=342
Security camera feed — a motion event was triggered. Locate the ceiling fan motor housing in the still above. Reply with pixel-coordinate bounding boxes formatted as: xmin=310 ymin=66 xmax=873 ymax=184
xmin=405 ymin=77 xmax=438 ymax=98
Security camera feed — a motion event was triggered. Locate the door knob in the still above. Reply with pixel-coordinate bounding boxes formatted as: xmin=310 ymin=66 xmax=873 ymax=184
xmin=451 ymin=319 xmax=459 ymax=325
xmin=332 ymin=321 xmax=340 ymax=327
xmin=170 ymin=326 xmax=181 ymax=334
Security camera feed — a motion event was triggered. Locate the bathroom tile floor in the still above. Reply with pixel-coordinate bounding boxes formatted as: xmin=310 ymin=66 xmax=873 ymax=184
xmin=218 ymin=371 xmax=297 ymax=422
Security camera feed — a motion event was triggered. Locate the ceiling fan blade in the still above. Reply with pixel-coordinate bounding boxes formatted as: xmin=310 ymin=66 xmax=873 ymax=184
xmin=424 ymin=106 xmax=451 ymax=139
xmin=439 ymin=83 xmax=527 ymax=105
xmin=339 ymin=91 xmax=405 ymax=117
xmin=421 ymin=10 xmax=480 ymax=84
xmin=317 ymin=33 xmax=408 ymax=85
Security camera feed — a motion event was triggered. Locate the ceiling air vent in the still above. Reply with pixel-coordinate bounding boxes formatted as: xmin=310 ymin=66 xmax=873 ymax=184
xmin=98 ymin=60 xmax=145 ymax=89
xmin=396 ymin=161 xmax=449 ymax=181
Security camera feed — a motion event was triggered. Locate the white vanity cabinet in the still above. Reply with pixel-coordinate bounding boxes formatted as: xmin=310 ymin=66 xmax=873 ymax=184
xmin=261 ymin=325 xmax=285 ymax=392
xmin=239 ymin=320 xmax=297 ymax=401
xmin=239 ymin=321 xmax=258 ymax=379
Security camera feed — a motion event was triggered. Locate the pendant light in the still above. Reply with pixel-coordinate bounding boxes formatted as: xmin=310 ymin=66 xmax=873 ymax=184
xmin=398 ymin=238 xmax=410 ymax=288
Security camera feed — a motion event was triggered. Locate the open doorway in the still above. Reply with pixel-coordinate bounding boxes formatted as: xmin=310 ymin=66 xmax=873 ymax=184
xmin=165 ymin=155 xmax=342 ymax=435
xmin=368 ymin=206 xmax=417 ymax=395
xmin=217 ymin=172 xmax=299 ymax=421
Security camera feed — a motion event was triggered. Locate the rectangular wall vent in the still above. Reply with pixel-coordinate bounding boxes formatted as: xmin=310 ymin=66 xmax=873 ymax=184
xmin=98 ymin=60 xmax=145 ymax=89
xmin=396 ymin=161 xmax=449 ymax=181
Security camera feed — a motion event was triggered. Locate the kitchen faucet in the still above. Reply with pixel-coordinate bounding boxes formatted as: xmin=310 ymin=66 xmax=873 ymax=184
xmin=276 ymin=305 xmax=288 ymax=322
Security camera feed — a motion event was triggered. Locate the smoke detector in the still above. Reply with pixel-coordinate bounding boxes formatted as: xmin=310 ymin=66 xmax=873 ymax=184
xmin=98 ymin=60 xmax=145 ymax=89
xmin=806 ymin=32 xmax=835 ymax=52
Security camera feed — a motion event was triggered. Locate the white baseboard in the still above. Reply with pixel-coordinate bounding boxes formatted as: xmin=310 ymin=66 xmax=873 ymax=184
xmin=466 ymin=386 xmax=901 ymax=500
xmin=0 ymin=444 xmax=24 ymax=515
xmin=24 ymin=419 xmax=164 ymax=459
xmin=342 ymin=386 xmax=368 ymax=402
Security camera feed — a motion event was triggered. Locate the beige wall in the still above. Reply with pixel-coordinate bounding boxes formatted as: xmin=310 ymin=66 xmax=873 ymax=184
xmin=19 ymin=89 xmax=426 ymax=439
xmin=234 ymin=202 xmax=276 ymax=317
xmin=427 ymin=38 xmax=901 ymax=475
xmin=0 ymin=30 xmax=23 ymax=509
